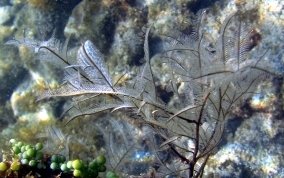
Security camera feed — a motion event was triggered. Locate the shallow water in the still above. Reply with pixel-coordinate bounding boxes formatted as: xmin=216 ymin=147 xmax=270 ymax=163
xmin=0 ymin=0 xmax=283 ymax=177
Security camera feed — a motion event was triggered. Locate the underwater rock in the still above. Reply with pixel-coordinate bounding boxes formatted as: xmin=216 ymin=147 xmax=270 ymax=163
xmin=206 ymin=113 xmax=284 ymax=177
xmin=0 ymin=6 xmax=14 ymax=25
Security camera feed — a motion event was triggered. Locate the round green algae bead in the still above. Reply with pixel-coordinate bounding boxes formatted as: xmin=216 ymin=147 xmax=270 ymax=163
xmin=67 ymin=160 xmax=73 ymax=169
xmin=0 ymin=162 xmax=8 ymax=172
xmin=35 ymin=143 xmax=43 ymax=151
xmin=51 ymin=155 xmax=58 ymax=162
xmin=60 ymin=163 xmax=69 ymax=172
xmin=37 ymin=162 xmax=44 ymax=169
xmin=17 ymin=153 xmax=22 ymax=159
xmin=11 ymin=161 xmax=20 ymax=171
xmin=50 ymin=162 xmax=59 ymax=170
xmin=96 ymin=155 xmax=106 ymax=165
xmin=35 ymin=151 xmax=43 ymax=160
xmin=25 ymin=145 xmax=32 ymax=151
xmin=9 ymin=139 xmax=17 ymax=145
xmin=88 ymin=161 xmax=98 ymax=170
xmin=73 ymin=169 xmax=82 ymax=177
xmin=21 ymin=159 xmax=29 ymax=165
xmin=26 ymin=148 xmax=36 ymax=157
xmin=72 ymin=159 xmax=83 ymax=170
xmin=12 ymin=146 xmax=21 ymax=154
xmin=58 ymin=155 xmax=66 ymax=163
xmin=22 ymin=152 xmax=30 ymax=159
xmin=106 ymin=171 xmax=117 ymax=178
xmin=29 ymin=160 xmax=37 ymax=167
xmin=20 ymin=146 xmax=26 ymax=153
xmin=98 ymin=165 xmax=106 ymax=172
xmin=17 ymin=142 xmax=24 ymax=147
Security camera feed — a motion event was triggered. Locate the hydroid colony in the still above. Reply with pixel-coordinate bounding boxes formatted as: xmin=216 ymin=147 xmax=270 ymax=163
xmin=6 ymin=10 xmax=278 ymax=177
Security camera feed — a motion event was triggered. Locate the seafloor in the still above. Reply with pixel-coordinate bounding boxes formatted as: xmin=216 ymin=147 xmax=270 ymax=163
xmin=0 ymin=0 xmax=284 ymax=177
